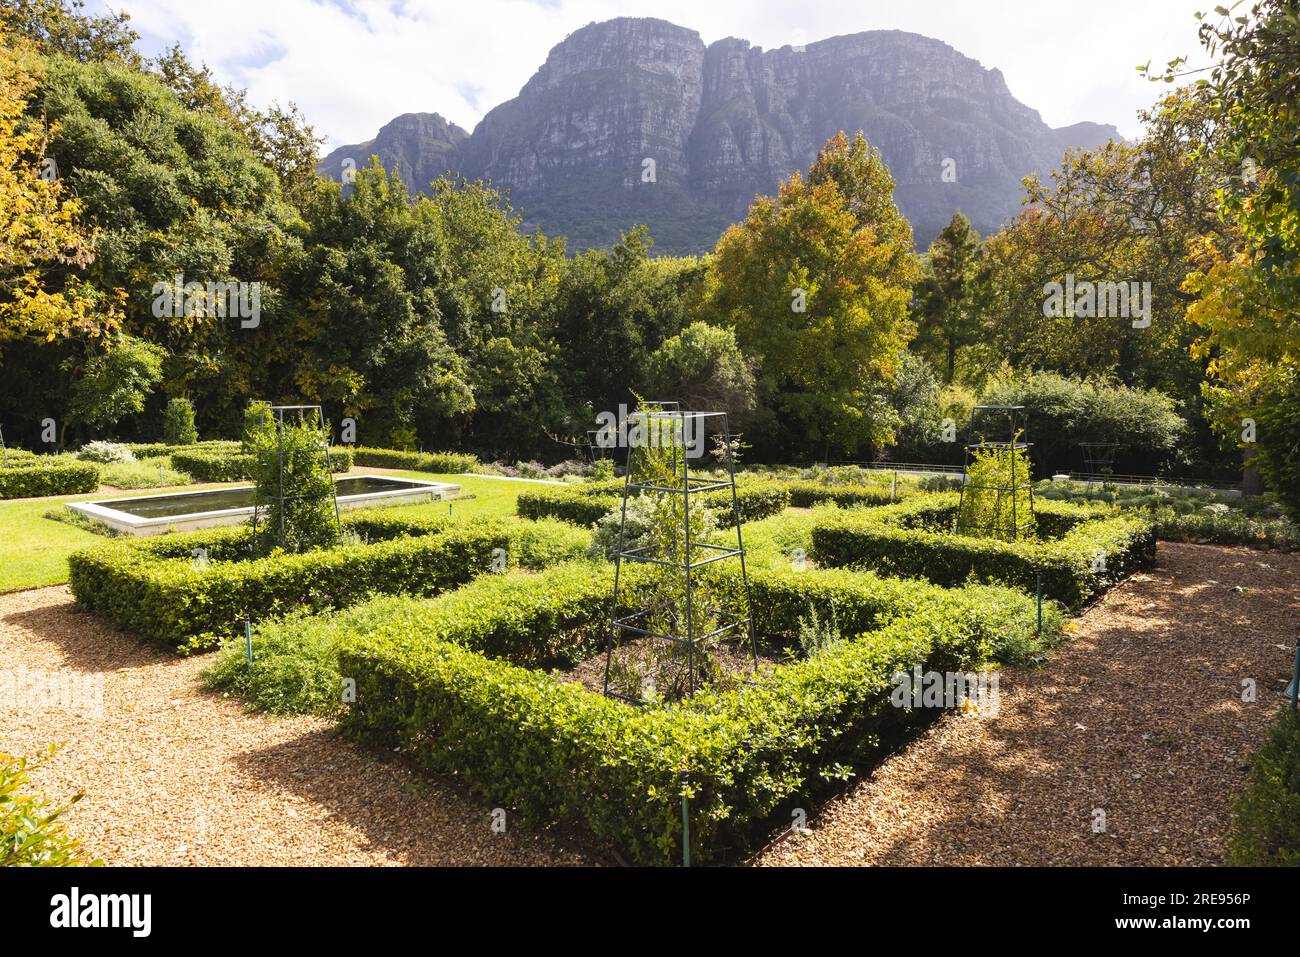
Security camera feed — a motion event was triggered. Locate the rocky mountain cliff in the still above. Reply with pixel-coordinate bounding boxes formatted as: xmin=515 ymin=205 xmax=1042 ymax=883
xmin=319 ymin=18 xmax=1120 ymax=252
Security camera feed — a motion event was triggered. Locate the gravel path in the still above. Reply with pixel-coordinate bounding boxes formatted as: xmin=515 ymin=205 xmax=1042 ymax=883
xmin=3 ymin=542 xmax=1293 ymax=867
xmin=754 ymin=542 xmax=1300 ymax=866
xmin=0 ymin=586 xmax=590 ymax=866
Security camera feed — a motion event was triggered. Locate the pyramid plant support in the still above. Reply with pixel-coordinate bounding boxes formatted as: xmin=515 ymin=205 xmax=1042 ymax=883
xmin=955 ymin=403 xmax=1036 ymax=541
xmin=250 ymin=404 xmax=342 ymax=549
xmin=1079 ymin=441 xmax=1120 ymax=487
xmin=602 ymin=405 xmax=756 ymax=703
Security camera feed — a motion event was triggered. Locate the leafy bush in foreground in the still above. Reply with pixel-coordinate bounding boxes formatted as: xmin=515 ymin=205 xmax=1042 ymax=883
xmin=1228 ymin=708 xmax=1300 ymax=866
xmin=1 ymin=746 xmax=100 ymax=867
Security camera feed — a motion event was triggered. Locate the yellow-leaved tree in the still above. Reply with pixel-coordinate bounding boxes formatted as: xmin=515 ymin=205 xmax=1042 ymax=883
xmin=0 ymin=34 xmax=116 ymax=352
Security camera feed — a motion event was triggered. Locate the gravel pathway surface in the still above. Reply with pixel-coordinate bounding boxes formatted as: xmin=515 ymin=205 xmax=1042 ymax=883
xmin=754 ymin=542 xmax=1300 ymax=866
xmin=0 ymin=586 xmax=590 ymax=866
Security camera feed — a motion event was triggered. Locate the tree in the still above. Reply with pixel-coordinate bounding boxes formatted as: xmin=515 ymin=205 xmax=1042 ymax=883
xmin=0 ymin=37 xmax=115 ymax=354
xmin=0 ymin=0 xmax=141 ymax=65
xmin=913 ymin=212 xmax=983 ymax=382
xmin=64 ymin=336 xmax=164 ymax=444
xmin=645 ymin=322 xmax=756 ymax=418
xmin=162 ymin=397 xmax=198 ymax=445
xmin=698 ymin=132 xmax=919 ymax=459
xmin=1150 ymin=1 xmax=1300 ymax=511
xmin=976 ymin=90 xmax=1235 ymax=472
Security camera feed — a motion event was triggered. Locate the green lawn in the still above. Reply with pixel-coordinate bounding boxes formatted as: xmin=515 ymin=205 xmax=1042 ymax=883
xmin=0 ymin=472 xmax=552 ymax=594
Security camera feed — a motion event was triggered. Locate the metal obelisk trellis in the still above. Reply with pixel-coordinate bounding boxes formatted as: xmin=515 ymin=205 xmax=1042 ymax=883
xmin=601 ymin=404 xmax=756 ymax=703
xmin=955 ymin=403 xmax=1035 ymax=541
xmin=250 ymin=404 xmax=342 ymax=548
xmin=1079 ymin=441 xmax=1120 ymax=487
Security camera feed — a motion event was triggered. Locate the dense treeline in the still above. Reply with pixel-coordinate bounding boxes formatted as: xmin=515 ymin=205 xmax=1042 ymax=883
xmin=1 ymin=1 xmax=1296 ymax=508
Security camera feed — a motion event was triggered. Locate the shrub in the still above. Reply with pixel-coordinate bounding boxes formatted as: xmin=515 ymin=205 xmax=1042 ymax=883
xmin=350 ymin=447 xmax=478 ymax=474
xmin=76 ymin=440 xmax=136 ymax=464
xmin=168 ymin=448 xmax=255 ymax=482
xmin=980 ymin=372 xmax=1187 ymax=475
xmin=1227 ymin=708 xmax=1300 ymax=866
xmin=1036 ymin=480 xmax=1300 ymax=551
xmin=782 ymin=480 xmax=904 ymax=508
xmin=169 ymin=445 xmax=352 ymax=482
xmin=335 ymin=561 xmax=1052 ymax=864
xmin=68 ymin=515 xmax=588 ymax=649
xmin=811 ymin=493 xmax=1155 ymax=607
xmin=954 ymin=437 xmax=1034 ymax=540
xmin=517 ymin=479 xmax=790 ymax=528
xmin=246 ymin=409 xmax=339 ymax=554
xmin=0 ymin=746 xmax=100 ymax=866
xmin=162 ymin=397 xmax=199 ymax=445
xmin=100 ymin=457 xmax=193 ymax=489
xmin=588 ymin=491 xmax=719 ymax=561
xmin=203 ymin=561 xmax=609 ymax=716
xmin=0 ymin=459 xmax=100 ymax=499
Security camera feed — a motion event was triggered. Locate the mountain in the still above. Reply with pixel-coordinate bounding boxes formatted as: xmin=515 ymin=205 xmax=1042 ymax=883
xmin=320 ymin=112 xmax=468 ymax=195
xmin=319 ymin=18 xmax=1120 ymax=253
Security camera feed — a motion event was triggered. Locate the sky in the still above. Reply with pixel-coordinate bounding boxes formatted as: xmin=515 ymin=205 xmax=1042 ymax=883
xmin=91 ymin=0 xmax=1211 ymax=152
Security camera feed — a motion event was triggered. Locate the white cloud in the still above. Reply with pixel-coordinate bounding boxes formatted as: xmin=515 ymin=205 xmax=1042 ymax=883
xmin=95 ymin=0 xmax=1208 ymax=150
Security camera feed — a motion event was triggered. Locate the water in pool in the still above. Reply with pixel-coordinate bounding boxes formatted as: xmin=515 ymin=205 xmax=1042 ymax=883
xmin=100 ymin=476 xmax=426 ymax=519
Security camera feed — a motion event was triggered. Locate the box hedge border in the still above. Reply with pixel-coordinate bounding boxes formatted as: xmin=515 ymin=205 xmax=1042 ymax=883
xmin=0 ymin=459 xmax=101 ymax=499
xmin=337 ymin=560 xmax=1047 ymax=864
xmin=68 ymin=513 xmax=587 ymax=649
xmin=350 ymin=447 xmax=478 ymax=474
xmin=169 ymin=446 xmax=354 ymax=483
xmin=517 ymin=479 xmax=791 ymax=527
xmin=810 ymin=492 xmax=1155 ymax=607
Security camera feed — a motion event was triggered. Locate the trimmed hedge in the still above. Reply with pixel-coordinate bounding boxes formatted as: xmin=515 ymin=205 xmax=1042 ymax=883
xmin=517 ymin=479 xmax=791 ymax=528
xmin=0 ymin=459 xmax=100 ymax=499
xmin=781 ymin=480 xmax=911 ymax=509
xmin=1227 ymin=708 xmax=1300 ymax=866
xmin=169 ymin=445 xmax=354 ymax=482
xmin=811 ymin=492 xmax=1155 ymax=607
xmin=350 ymin=447 xmax=478 ymax=474
xmin=68 ymin=514 xmax=587 ymax=649
xmin=337 ymin=560 xmax=1048 ymax=864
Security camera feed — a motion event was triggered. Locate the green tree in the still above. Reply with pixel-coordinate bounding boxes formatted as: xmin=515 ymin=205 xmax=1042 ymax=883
xmin=914 ymin=212 xmax=983 ymax=382
xmin=645 ymin=321 xmax=756 ymax=418
xmin=1152 ymin=2 xmax=1300 ymax=512
xmin=162 ymin=396 xmax=198 ymax=444
xmin=698 ymin=132 xmax=919 ymax=459
xmin=0 ymin=0 xmax=140 ymax=65
xmin=546 ymin=228 xmax=702 ymax=433
xmin=63 ymin=335 xmax=164 ymax=444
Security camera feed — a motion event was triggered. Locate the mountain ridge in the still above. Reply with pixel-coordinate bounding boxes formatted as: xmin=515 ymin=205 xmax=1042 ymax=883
xmin=319 ymin=17 xmax=1120 ymax=251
